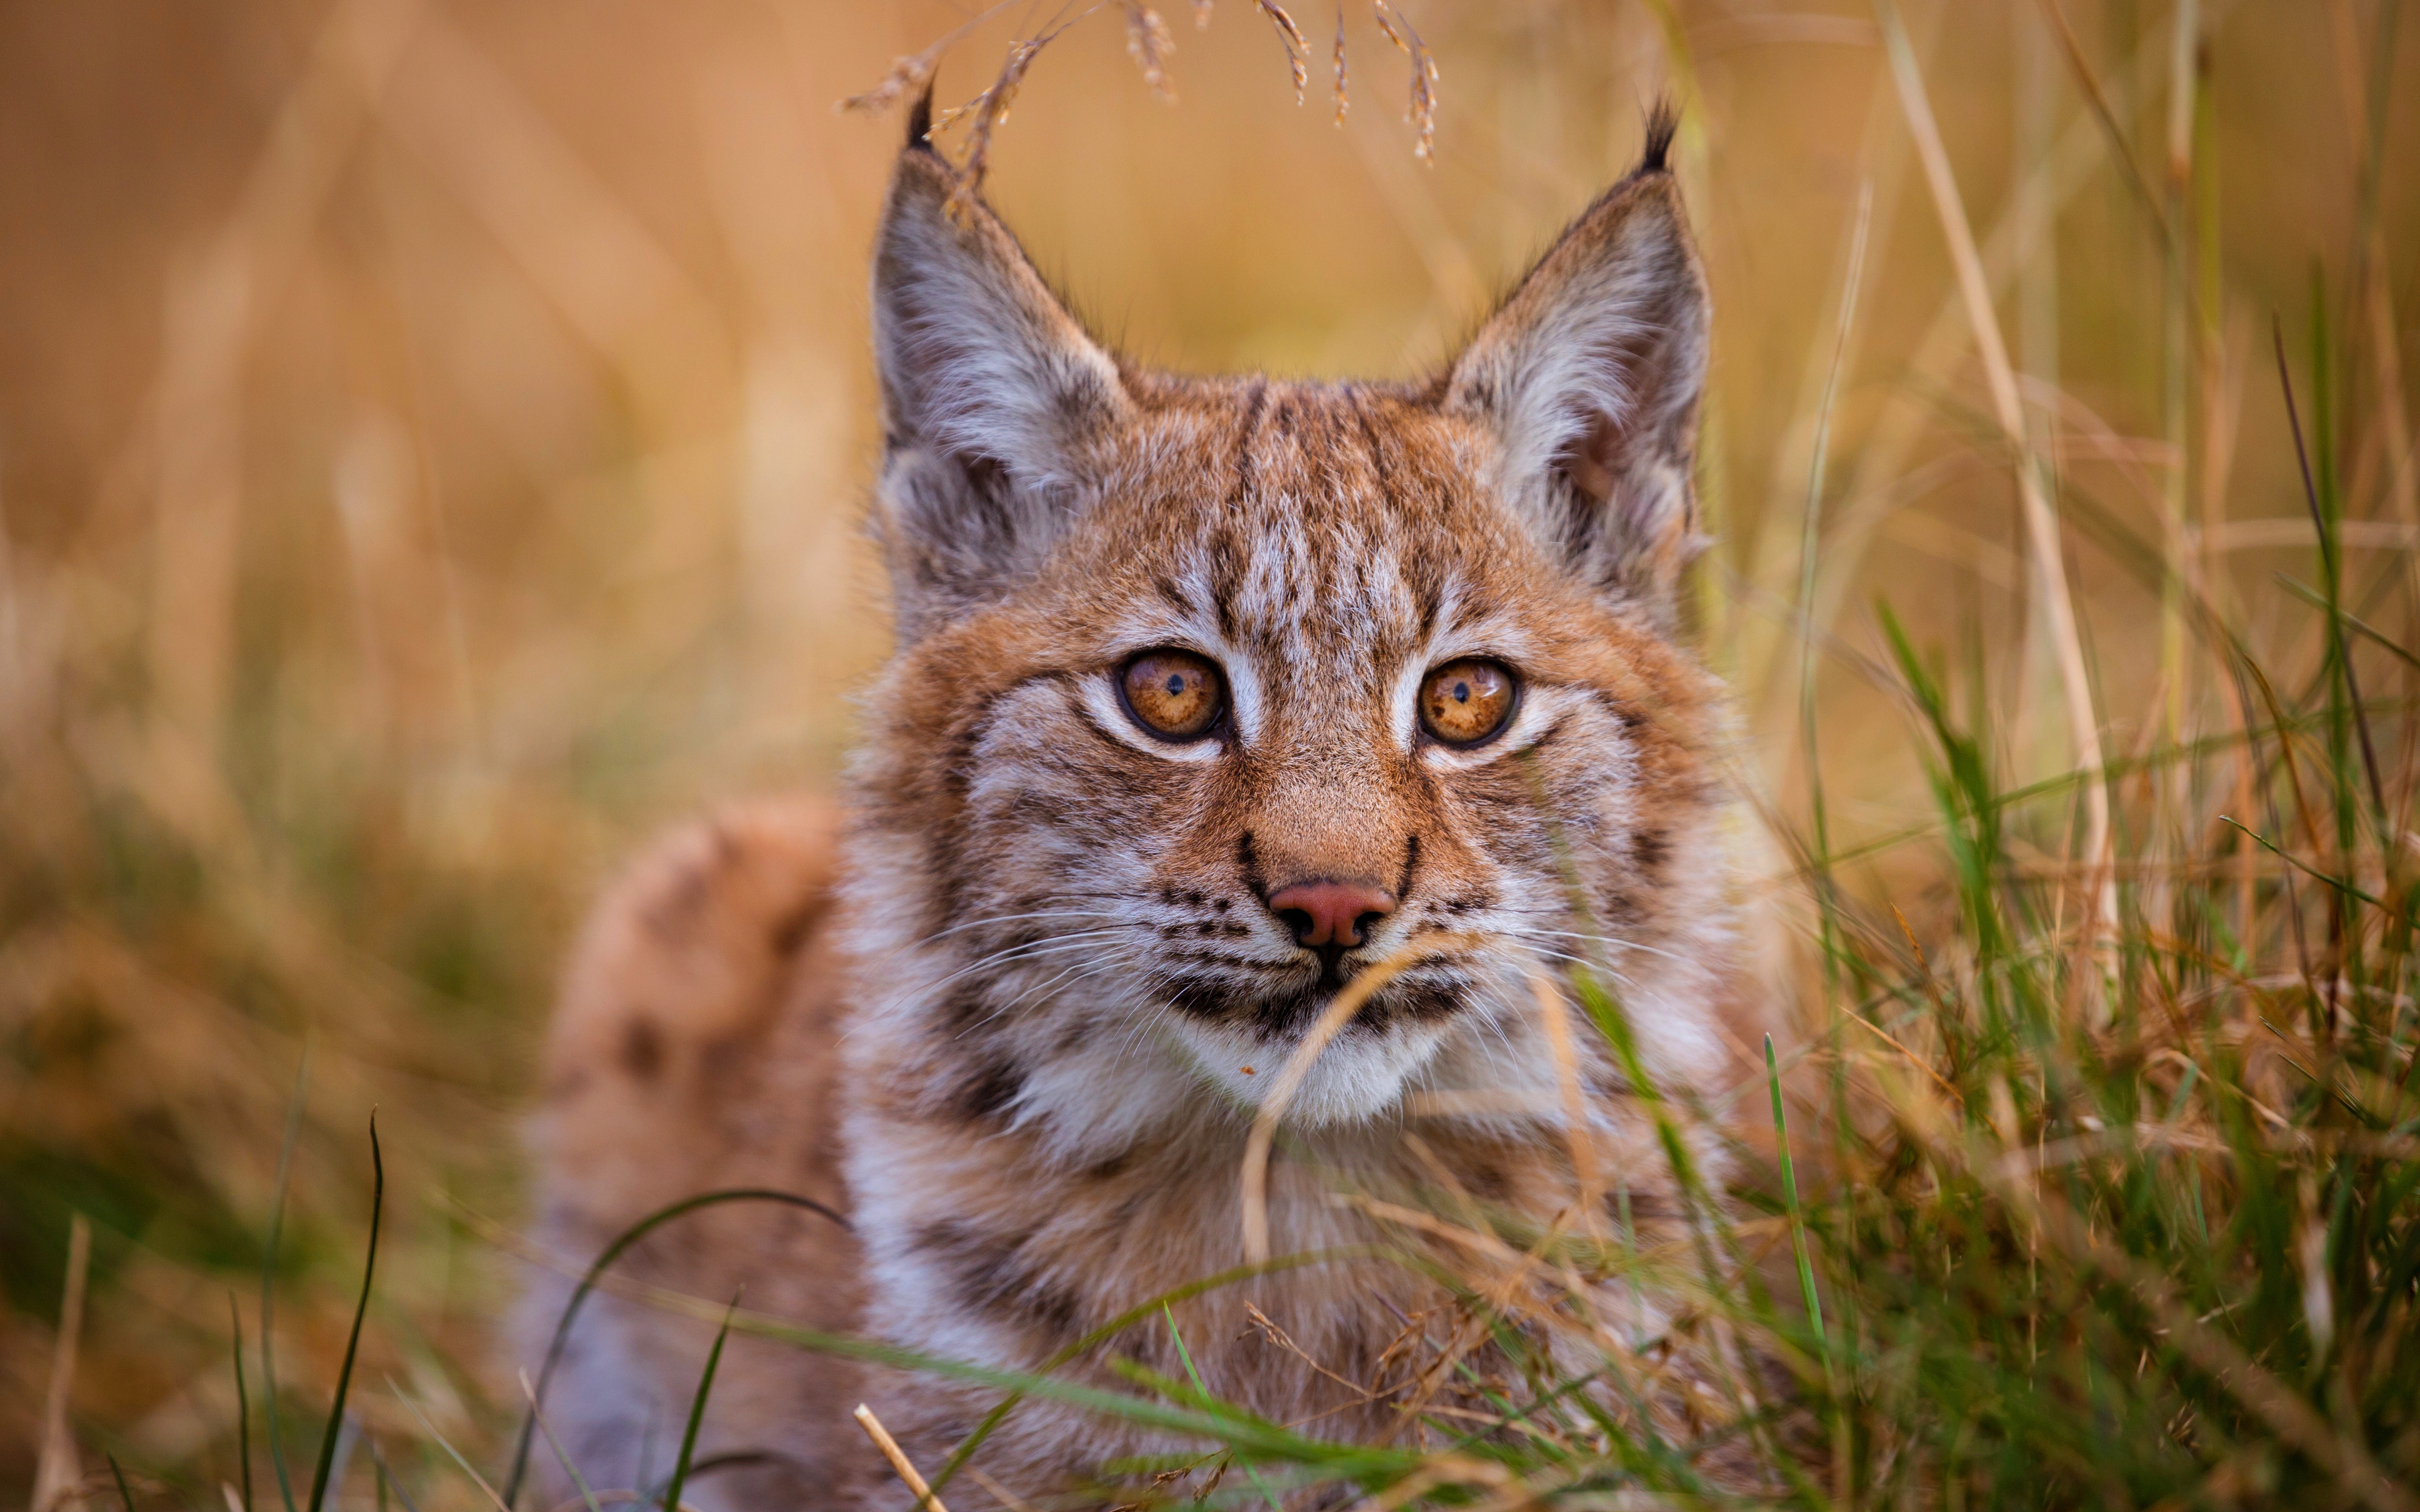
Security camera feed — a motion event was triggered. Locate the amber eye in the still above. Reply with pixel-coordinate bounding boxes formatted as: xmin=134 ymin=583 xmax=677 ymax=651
xmin=1418 ymin=658 xmax=1517 ymax=746
xmin=1120 ymin=649 xmax=1226 ymax=741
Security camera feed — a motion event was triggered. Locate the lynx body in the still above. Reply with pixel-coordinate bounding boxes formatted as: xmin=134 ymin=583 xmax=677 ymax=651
xmin=520 ymin=106 xmax=1748 ymax=1508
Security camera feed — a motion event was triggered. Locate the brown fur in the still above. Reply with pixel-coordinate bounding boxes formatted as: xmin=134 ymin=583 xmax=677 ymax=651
xmin=521 ymin=118 xmax=1754 ymax=1508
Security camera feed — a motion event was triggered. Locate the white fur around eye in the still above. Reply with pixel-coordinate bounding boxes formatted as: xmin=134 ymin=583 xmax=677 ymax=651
xmin=1080 ymin=674 xmax=1225 ymax=762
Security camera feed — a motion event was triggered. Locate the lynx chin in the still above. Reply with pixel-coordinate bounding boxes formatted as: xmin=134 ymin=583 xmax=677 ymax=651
xmin=518 ymin=98 xmax=1759 ymax=1508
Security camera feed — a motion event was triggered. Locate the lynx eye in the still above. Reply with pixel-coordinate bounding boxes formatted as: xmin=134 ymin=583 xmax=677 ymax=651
xmin=1119 ymin=649 xmax=1226 ymax=741
xmin=1418 ymin=658 xmax=1517 ymax=746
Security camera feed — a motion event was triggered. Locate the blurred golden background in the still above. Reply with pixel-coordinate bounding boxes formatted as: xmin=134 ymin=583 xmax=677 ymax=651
xmin=2 ymin=0 xmax=2413 ymax=1499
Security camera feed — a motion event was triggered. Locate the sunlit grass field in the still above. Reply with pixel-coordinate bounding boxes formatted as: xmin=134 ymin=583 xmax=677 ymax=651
xmin=4 ymin=0 xmax=2417 ymax=1505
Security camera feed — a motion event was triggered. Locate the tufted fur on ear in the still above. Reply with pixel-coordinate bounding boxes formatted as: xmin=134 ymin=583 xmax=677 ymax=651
xmin=871 ymin=100 xmax=1133 ymax=638
xmin=1439 ymin=110 xmax=1711 ymax=622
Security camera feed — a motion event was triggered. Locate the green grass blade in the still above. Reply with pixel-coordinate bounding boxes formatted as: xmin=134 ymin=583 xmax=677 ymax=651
xmin=661 ymin=1297 xmax=737 ymax=1512
xmin=108 ymin=1454 xmax=137 ymax=1512
xmin=1164 ymin=1305 xmax=1281 ymax=1511
xmin=305 ymin=1113 xmax=383 ymax=1512
xmin=230 ymin=1293 xmax=253 ymax=1512
xmin=1767 ymin=1036 xmax=1826 ymax=1351
xmin=2273 ymin=315 xmax=2388 ymax=827
xmin=261 ymin=1050 xmax=310 ymax=1512
xmin=501 ymin=1188 xmax=845 ymax=1507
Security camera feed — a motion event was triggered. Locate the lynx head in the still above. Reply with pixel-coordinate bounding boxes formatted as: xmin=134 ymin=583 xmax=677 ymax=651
xmin=846 ymin=105 xmax=1735 ymax=1153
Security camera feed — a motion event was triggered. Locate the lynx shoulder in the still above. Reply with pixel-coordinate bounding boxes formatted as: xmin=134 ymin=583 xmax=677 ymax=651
xmin=520 ymin=104 xmax=1757 ymax=1507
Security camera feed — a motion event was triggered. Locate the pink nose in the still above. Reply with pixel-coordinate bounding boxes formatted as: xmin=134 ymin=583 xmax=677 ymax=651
xmin=1266 ymin=879 xmax=1398 ymax=949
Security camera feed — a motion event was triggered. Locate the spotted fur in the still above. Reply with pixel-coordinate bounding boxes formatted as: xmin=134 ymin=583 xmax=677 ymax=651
xmin=521 ymin=113 xmax=1753 ymax=1508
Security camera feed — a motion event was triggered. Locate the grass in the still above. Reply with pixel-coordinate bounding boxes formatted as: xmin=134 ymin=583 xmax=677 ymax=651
xmin=5 ymin=0 xmax=2418 ymax=1507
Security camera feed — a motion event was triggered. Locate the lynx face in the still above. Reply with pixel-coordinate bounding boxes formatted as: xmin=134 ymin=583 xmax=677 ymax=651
xmin=848 ymin=111 xmax=1729 ymax=1154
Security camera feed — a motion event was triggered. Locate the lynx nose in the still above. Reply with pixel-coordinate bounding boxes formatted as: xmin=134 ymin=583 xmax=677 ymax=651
xmin=1266 ymin=879 xmax=1397 ymax=950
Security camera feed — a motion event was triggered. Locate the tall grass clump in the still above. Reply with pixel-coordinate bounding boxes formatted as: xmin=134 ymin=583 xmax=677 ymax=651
xmin=6 ymin=1 xmax=2417 ymax=1508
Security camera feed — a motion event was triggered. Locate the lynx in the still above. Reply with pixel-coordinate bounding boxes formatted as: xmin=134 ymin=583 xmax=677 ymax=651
xmin=519 ymin=99 xmax=1750 ymax=1508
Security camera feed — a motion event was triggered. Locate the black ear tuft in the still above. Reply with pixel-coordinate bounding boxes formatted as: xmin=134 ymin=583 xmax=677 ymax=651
xmin=906 ymin=81 xmax=936 ymax=154
xmin=1638 ymin=98 xmax=1678 ymax=176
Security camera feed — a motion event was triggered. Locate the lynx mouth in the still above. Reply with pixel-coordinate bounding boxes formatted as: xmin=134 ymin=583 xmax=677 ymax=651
xmin=1159 ymin=969 xmax=1471 ymax=1038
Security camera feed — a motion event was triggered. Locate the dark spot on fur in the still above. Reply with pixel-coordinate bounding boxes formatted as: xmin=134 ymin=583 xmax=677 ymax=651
xmin=936 ymin=984 xmax=991 ymax=1033
xmin=1231 ymin=383 xmax=1269 ymax=507
xmin=1360 ymin=981 xmax=1465 ymax=1028
xmin=1213 ymin=897 xmax=1231 ymax=912
xmin=1236 ymin=830 xmax=1268 ymax=903
xmin=914 ymin=1220 xmax=1081 ymax=1333
xmin=621 ymin=1016 xmax=663 ymax=1082
xmin=770 ymin=898 xmax=822 ymax=957
xmin=1631 ymin=828 xmax=1671 ymax=875
xmin=956 ymin=1059 xmax=1025 ymax=1121
xmin=1084 ymin=1152 xmax=1131 ymax=1181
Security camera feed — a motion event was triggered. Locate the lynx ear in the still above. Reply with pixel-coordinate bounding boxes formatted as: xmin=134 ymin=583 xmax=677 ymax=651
xmin=871 ymin=113 xmax=1131 ymax=635
xmin=1441 ymin=123 xmax=1710 ymax=619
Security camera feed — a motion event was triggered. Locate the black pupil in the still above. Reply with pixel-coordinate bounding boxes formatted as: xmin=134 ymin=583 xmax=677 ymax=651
xmin=1452 ymin=680 xmax=1471 ymax=704
xmin=1165 ymin=673 xmax=1186 ymax=697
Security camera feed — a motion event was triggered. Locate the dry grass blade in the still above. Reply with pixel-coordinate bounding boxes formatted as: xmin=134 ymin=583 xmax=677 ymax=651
xmin=32 ymin=1213 xmax=92 ymax=1512
xmin=1122 ymin=3 xmax=1178 ymax=103
xmin=1257 ymin=0 xmax=1311 ymax=102
xmin=838 ymin=1 xmax=1024 ymax=116
xmin=950 ymin=38 xmax=1046 ymax=220
xmin=1530 ymin=973 xmax=1603 ymax=1238
xmin=839 ymin=53 xmax=938 ymax=118
xmin=1240 ymin=934 xmax=1475 ymax=1263
xmin=853 ymin=1404 xmax=952 ymax=1512
xmin=1331 ymin=4 xmax=1348 ymax=124
xmin=1873 ymin=0 xmax=2112 ymax=931
xmin=2031 ymin=0 xmax=2168 ymax=237
xmin=1370 ymin=0 xmax=1437 ymax=162
xmin=516 ymin=1371 xmax=603 ymax=1512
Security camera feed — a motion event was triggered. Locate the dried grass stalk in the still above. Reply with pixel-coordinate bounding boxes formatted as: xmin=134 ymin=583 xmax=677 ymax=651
xmin=1257 ymin=0 xmax=1310 ymax=103
xmin=31 ymin=1215 xmax=91 ymax=1512
xmin=1371 ymin=0 xmax=1438 ymax=162
xmin=1239 ymin=934 xmax=1474 ymax=1263
xmin=839 ymin=52 xmax=938 ymax=118
xmin=1331 ymin=4 xmax=1349 ymax=124
xmin=1122 ymin=2 xmax=1178 ymax=103
xmin=948 ymin=38 xmax=1044 ymax=222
